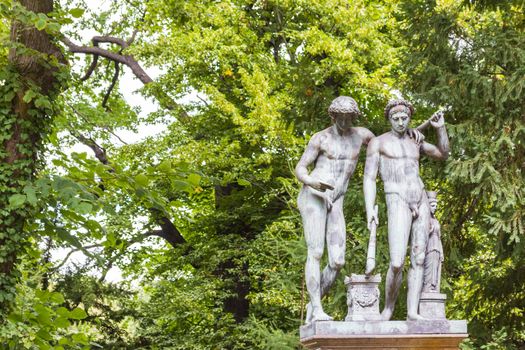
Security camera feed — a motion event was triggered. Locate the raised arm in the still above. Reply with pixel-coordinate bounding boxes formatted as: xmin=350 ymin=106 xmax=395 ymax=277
xmin=421 ymin=111 xmax=450 ymax=160
xmin=363 ymin=137 xmax=380 ymax=227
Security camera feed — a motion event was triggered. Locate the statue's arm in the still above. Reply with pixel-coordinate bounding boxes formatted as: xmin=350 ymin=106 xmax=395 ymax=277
xmin=363 ymin=138 xmax=380 ymax=226
xmin=359 ymin=127 xmax=375 ymax=146
xmin=295 ymin=134 xmax=320 ymax=186
xmin=421 ymin=111 xmax=450 ymax=160
xmin=416 ymin=119 xmax=431 ymax=132
xmin=295 ymin=133 xmax=334 ymax=193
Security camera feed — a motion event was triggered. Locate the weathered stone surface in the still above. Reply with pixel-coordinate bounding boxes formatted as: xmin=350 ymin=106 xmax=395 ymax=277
xmin=300 ymin=320 xmax=468 ymax=349
xmin=419 ymin=292 xmax=447 ymax=319
xmin=363 ymin=100 xmax=450 ymax=320
xmin=344 ymin=274 xmax=381 ymax=321
xmin=296 ymin=96 xmax=375 ymax=324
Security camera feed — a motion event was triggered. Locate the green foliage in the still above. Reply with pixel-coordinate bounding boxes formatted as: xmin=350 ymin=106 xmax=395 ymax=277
xmin=1 ymin=262 xmax=91 ymax=349
xmin=398 ymin=0 xmax=525 ymax=346
xmin=2 ymin=0 xmax=524 ymax=348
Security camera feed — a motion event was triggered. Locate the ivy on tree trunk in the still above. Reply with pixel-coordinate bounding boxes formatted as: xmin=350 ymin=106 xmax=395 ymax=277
xmin=0 ymin=0 xmax=65 ymax=312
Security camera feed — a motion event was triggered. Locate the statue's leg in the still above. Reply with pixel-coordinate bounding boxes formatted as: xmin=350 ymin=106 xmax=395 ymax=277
xmin=382 ymin=194 xmax=412 ymax=321
xmin=422 ymin=250 xmax=433 ymax=292
xmin=298 ymin=189 xmax=329 ymax=323
xmin=407 ymin=197 xmax=430 ymax=320
xmin=321 ymin=200 xmax=345 ymax=298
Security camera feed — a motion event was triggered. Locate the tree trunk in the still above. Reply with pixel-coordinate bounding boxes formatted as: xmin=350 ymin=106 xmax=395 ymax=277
xmin=0 ymin=0 xmax=64 ymax=312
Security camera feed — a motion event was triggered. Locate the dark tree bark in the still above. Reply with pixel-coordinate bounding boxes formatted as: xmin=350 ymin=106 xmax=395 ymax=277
xmin=214 ymin=184 xmax=251 ymax=322
xmin=0 ymin=0 xmax=65 ymax=311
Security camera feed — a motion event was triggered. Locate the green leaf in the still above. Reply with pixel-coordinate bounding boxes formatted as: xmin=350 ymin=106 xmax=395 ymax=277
xmin=238 ymin=178 xmax=251 ymax=187
xmin=49 ymin=292 xmax=65 ymax=304
xmin=71 ymin=332 xmax=89 ymax=344
xmin=4 ymin=90 xmax=15 ymax=102
xmin=36 ymin=328 xmax=52 ymax=341
xmin=23 ymin=89 xmax=37 ymax=103
xmin=173 ymin=180 xmax=191 ymax=192
xmin=135 ymin=174 xmax=149 ymax=187
xmin=58 ymin=337 xmax=70 ymax=345
xmin=76 ymin=202 xmax=93 ymax=215
xmin=7 ymin=313 xmax=23 ymax=323
xmin=69 ymin=307 xmax=88 ymax=320
xmin=23 ymin=186 xmax=37 ymax=206
xmin=188 ymin=173 xmax=201 ymax=186
xmin=69 ymin=8 xmax=85 ymax=18
xmin=158 ymin=160 xmax=172 ymax=172
xmin=54 ymin=316 xmax=71 ymax=329
xmin=8 ymin=194 xmax=26 ymax=208
xmin=35 ymin=304 xmax=53 ymax=325
xmin=35 ymin=18 xmax=47 ymax=31
xmin=35 ymin=96 xmax=52 ymax=110
xmin=35 ymin=290 xmax=49 ymax=302
xmin=56 ymin=307 xmax=69 ymax=317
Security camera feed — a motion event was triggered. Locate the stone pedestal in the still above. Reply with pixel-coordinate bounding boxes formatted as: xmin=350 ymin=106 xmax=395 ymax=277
xmin=344 ymin=274 xmax=381 ymax=321
xmin=300 ymin=320 xmax=468 ymax=349
xmin=419 ymin=292 xmax=447 ymax=319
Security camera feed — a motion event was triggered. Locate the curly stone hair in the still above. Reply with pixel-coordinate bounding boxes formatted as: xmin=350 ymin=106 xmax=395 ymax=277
xmin=328 ymin=96 xmax=361 ymax=118
xmin=384 ymin=99 xmax=414 ymax=120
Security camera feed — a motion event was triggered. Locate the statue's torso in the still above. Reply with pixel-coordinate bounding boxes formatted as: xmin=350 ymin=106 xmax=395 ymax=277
xmin=309 ymin=127 xmax=364 ymax=201
xmin=378 ymin=133 xmax=424 ymax=204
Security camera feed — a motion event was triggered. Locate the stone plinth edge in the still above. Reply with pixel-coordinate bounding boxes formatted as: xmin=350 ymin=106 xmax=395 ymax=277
xmin=300 ymin=320 xmax=468 ymax=350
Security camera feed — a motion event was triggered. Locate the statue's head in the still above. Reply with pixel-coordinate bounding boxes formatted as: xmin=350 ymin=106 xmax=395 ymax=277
xmin=328 ymin=96 xmax=361 ymax=131
xmin=427 ymin=191 xmax=438 ymax=214
xmin=384 ymin=99 xmax=414 ymax=135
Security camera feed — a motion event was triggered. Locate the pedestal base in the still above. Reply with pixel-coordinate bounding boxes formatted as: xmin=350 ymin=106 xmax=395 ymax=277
xmin=419 ymin=292 xmax=447 ymax=319
xmin=344 ymin=274 xmax=381 ymax=321
xmin=300 ymin=320 xmax=468 ymax=349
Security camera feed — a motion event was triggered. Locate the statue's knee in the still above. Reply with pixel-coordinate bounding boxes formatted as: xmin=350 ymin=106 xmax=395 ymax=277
xmin=414 ymin=252 xmax=426 ymax=266
xmin=390 ymin=262 xmax=403 ymax=274
xmin=331 ymin=258 xmax=345 ymax=271
xmin=308 ymin=248 xmax=323 ymax=261
xmin=412 ymin=246 xmax=426 ymax=266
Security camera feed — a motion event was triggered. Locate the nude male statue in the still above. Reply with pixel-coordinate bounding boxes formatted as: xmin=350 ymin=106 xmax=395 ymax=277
xmin=422 ymin=191 xmax=444 ymax=293
xmin=363 ymin=99 xmax=449 ymax=320
xmin=295 ymin=96 xmax=374 ymax=323
xmin=296 ymin=97 xmax=423 ymax=323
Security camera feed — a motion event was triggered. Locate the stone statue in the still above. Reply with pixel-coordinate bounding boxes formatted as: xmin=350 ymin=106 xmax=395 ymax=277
xmin=295 ymin=96 xmax=374 ymax=323
xmin=422 ymin=191 xmax=443 ymax=293
xmin=363 ymin=99 xmax=449 ymax=320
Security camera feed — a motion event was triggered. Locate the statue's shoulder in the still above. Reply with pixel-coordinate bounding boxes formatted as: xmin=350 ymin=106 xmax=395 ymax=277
xmin=353 ymin=127 xmax=374 ymax=141
xmin=306 ymin=128 xmax=330 ymax=148
xmin=371 ymin=132 xmax=392 ymax=146
xmin=312 ymin=127 xmax=332 ymax=140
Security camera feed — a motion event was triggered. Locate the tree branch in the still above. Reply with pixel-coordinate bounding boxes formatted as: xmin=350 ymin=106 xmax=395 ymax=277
xmin=80 ymin=54 xmax=99 ymax=81
xmin=61 ymin=36 xmax=153 ymax=84
xmin=70 ymin=128 xmax=110 ymax=165
xmin=145 ymin=214 xmax=186 ymax=248
xmin=61 ymin=35 xmax=189 ymax=118
xmin=67 ymin=127 xmax=186 ymax=249
xmin=102 ymin=60 xmax=120 ymax=109
xmin=92 ymin=35 xmax=130 ymax=49
xmin=66 ymin=102 xmax=128 ymax=145
xmin=51 ymin=244 xmax=103 ymax=272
